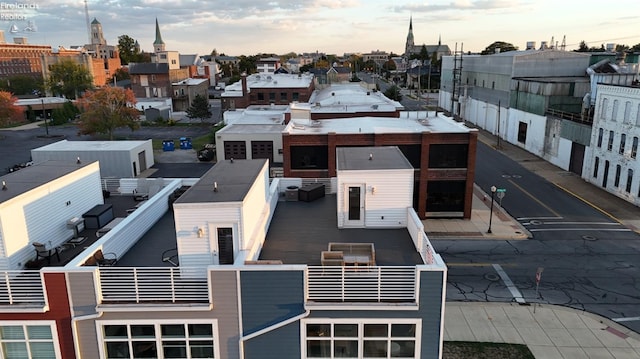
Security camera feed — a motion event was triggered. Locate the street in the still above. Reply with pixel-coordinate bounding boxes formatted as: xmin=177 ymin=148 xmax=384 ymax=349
xmin=436 ymin=140 xmax=640 ymax=334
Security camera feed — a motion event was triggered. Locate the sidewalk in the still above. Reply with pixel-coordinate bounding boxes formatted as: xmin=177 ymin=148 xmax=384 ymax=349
xmin=428 ymin=128 xmax=640 ymax=357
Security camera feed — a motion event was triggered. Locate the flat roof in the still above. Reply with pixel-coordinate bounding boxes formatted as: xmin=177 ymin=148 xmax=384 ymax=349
xmin=32 ymin=139 xmax=150 ymax=152
xmin=222 ymin=73 xmax=314 ymax=97
xmin=337 ymin=146 xmax=413 ymax=171
xmin=308 ymin=84 xmax=402 ymax=113
xmin=0 ymin=160 xmax=97 ymax=204
xmin=172 ymin=78 xmax=208 ymax=86
xmin=175 ymin=159 xmax=267 ymax=203
xmin=218 ymin=124 xmax=285 ymax=135
xmin=286 ymin=114 xmax=473 ymax=135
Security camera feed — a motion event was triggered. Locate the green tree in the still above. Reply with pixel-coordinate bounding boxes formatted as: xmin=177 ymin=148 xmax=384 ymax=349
xmin=481 ymin=41 xmax=518 ymax=55
xmin=186 ymin=94 xmax=212 ymax=123
xmin=50 ymin=101 xmax=80 ymax=125
xmin=109 ymin=67 xmax=130 ymax=84
xmin=630 ymin=43 xmax=640 ymax=52
xmin=0 ymin=75 xmax=44 ymax=96
xmin=384 ymin=85 xmax=402 ymax=102
xmin=47 ymin=59 xmax=93 ymax=99
xmin=77 ymin=87 xmax=140 ymax=140
xmin=0 ymin=91 xmax=24 ymax=126
xmin=210 ymin=48 xmax=218 ymax=57
xmin=238 ymin=55 xmax=257 ymax=74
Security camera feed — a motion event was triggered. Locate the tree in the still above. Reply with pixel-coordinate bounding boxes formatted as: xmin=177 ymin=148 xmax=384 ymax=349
xmin=117 ymin=35 xmax=149 ymax=64
xmin=384 ymin=85 xmax=402 ymax=102
xmin=0 ymin=75 xmax=43 ymax=96
xmin=185 ymin=94 xmax=212 ymax=123
xmin=50 ymin=101 xmax=79 ymax=125
xmin=109 ymin=67 xmax=130 ymax=84
xmin=631 ymin=43 xmax=640 ymax=52
xmin=481 ymin=41 xmax=518 ymax=55
xmin=0 ymin=91 xmax=24 ymax=126
xmin=210 ymin=48 xmax=218 ymax=57
xmin=47 ymin=59 xmax=93 ymax=99
xmin=76 ymin=87 xmax=140 ymax=140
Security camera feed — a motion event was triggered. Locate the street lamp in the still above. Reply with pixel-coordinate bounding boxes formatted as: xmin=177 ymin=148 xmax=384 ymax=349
xmin=487 ymin=186 xmax=497 ymax=233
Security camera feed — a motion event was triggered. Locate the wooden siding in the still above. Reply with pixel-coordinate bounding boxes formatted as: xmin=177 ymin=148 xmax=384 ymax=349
xmin=240 ymin=270 xmax=305 ymax=335
xmin=8 ymin=168 xmax=102 ymax=269
xmin=338 ymin=169 xmax=414 ymax=228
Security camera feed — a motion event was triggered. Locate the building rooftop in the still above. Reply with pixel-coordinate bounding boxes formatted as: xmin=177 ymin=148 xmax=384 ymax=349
xmin=172 ymin=78 xmax=208 ymax=86
xmin=129 ymin=62 xmax=169 ymax=74
xmin=223 ymin=105 xmax=288 ymax=125
xmin=337 ymin=146 xmax=413 ymax=171
xmin=218 ymin=124 xmax=285 ymax=135
xmin=32 ymin=139 xmax=150 ymax=152
xmin=0 ymin=160 xmax=97 ymax=204
xmin=175 ymin=159 xmax=267 ymax=204
xmin=308 ymin=84 xmax=403 ymax=113
xmin=285 ymin=113 xmax=473 ymax=135
xmin=222 ymin=73 xmax=314 ymax=98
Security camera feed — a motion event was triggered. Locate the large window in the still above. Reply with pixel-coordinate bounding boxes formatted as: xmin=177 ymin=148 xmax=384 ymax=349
xmin=624 ymin=101 xmax=632 ymax=123
xmin=626 ymin=169 xmax=633 ymax=193
xmin=303 ymin=320 xmax=419 ymax=359
xmin=607 ymin=131 xmax=614 ymax=151
xmin=620 ymin=134 xmax=626 ymax=154
xmin=0 ymin=322 xmax=59 ymax=359
xmin=426 ymin=181 xmax=466 ymax=213
xmin=611 ymin=100 xmax=619 ymax=121
xmin=633 ymin=137 xmax=638 ymax=159
xmin=428 ymin=144 xmax=468 ymax=168
xmin=614 ymin=164 xmax=621 ymax=187
xmin=593 ymin=157 xmax=599 ymax=178
xmin=99 ymin=321 xmax=218 ymax=359
xmin=597 ymin=128 xmax=603 ymax=148
xmin=290 ymin=146 xmax=328 ymax=170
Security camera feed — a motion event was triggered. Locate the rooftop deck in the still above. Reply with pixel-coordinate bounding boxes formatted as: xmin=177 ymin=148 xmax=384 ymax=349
xmin=259 ymin=195 xmax=424 ymax=266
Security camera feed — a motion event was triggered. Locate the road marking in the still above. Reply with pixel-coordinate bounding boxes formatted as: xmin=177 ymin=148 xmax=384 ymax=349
xmin=531 ymin=222 xmax=622 ymax=226
xmin=528 ymin=228 xmax=632 ymax=232
xmin=612 ymin=316 xmax=640 ymax=323
xmin=492 ymin=263 xmax=526 ymax=304
xmin=508 ymin=179 xmax=561 ymax=218
xmin=553 ymin=182 xmax=622 ymax=223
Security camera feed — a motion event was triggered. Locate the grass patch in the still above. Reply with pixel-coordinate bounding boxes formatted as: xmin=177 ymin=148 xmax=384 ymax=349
xmin=443 ymin=341 xmax=535 ymax=359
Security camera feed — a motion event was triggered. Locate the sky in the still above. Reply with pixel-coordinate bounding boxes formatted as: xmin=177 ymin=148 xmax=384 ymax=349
xmin=3 ymin=0 xmax=640 ymax=57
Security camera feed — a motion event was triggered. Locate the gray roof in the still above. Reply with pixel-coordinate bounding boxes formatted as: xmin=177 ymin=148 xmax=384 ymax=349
xmin=175 ymin=159 xmax=267 ymax=203
xmin=337 ymin=146 xmax=413 ymax=171
xmin=179 ymin=54 xmax=198 ymax=66
xmin=128 ymin=63 xmax=169 ymax=74
xmin=0 ymin=160 xmax=96 ymax=204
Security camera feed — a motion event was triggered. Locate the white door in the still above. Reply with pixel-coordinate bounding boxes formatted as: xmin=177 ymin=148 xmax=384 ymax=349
xmin=344 ymin=184 xmax=365 ymax=227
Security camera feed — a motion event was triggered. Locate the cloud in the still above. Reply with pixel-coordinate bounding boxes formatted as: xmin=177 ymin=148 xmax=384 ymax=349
xmin=391 ymin=0 xmax=523 ymax=13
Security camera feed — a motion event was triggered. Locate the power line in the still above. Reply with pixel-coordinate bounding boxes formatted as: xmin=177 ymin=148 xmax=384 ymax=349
xmin=566 ymin=35 xmax=640 ymax=47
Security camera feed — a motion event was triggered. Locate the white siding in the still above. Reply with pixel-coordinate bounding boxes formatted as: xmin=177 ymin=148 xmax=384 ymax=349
xmin=241 ymin=162 xmax=269 ymax=251
xmin=0 ymin=163 xmax=102 ymax=270
xmin=337 ymin=169 xmax=413 ymax=228
xmin=507 ymin=109 xmax=547 ymax=157
xmin=174 ymin=203 xmax=242 ymax=267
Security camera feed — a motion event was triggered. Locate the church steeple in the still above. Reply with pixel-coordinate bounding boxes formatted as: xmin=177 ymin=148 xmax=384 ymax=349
xmin=405 ymin=16 xmax=415 ymax=57
xmin=153 ymin=18 xmax=165 ymax=53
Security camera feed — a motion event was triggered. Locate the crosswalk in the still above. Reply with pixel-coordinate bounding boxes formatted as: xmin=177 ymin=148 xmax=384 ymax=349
xmin=518 ymin=216 xmax=633 ymax=233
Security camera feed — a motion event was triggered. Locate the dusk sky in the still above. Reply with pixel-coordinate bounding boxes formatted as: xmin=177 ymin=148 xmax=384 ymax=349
xmin=4 ymin=0 xmax=640 ymax=57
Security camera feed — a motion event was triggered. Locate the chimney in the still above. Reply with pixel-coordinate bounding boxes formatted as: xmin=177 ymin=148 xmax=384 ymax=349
xmin=526 ymin=41 xmax=536 ymax=50
xmin=241 ymin=72 xmax=248 ymax=96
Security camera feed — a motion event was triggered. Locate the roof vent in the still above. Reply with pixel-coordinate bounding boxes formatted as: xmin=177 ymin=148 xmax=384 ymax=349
xmin=372 ymin=104 xmax=378 ymax=109
xmin=267 ymin=76 xmax=272 ymax=80
xmin=331 ymin=92 xmax=335 ymax=96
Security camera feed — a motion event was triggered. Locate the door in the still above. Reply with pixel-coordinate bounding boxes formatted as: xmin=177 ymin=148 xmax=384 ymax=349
xmin=138 ymin=151 xmax=147 ymax=172
xmin=345 ymin=184 xmax=365 ymax=227
xmin=208 ymin=224 xmax=235 ymax=265
xmin=251 ymin=141 xmax=273 ymax=165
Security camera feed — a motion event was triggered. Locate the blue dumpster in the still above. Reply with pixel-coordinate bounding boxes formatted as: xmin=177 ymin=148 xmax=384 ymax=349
xmin=179 ymin=137 xmax=192 ymax=150
xmin=162 ymin=140 xmax=175 ymax=151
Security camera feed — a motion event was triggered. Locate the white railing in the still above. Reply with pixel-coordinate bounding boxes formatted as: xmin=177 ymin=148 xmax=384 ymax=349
xmin=307 ymin=266 xmax=416 ymax=302
xmin=98 ymin=267 xmax=210 ymax=304
xmin=0 ymin=271 xmax=45 ymax=305
xmin=407 ymin=208 xmax=436 ymax=265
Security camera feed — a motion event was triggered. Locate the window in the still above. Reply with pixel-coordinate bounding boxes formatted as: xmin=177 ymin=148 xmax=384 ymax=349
xmin=614 ymin=164 xmax=621 ymax=187
xmin=626 ymin=169 xmax=633 ymax=193
xmin=0 ymin=322 xmax=59 ymax=359
xmin=633 ymin=137 xmax=638 ymax=159
xmin=611 ymin=99 xmax=619 ymax=121
xmin=257 ymin=93 xmax=264 ymax=101
xmin=281 ymin=92 xmax=288 ymax=101
xmin=597 ymin=128 xmax=603 ymax=148
xmin=269 ymin=92 xmax=275 ymax=101
xmin=100 ymin=321 xmax=218 ymax=359
xmin=600 ymin=98 xmax=608 ymax=119
xmin=517 ymin=122 xmax=527 ymax=144
xmin=624 ymin=101 xmax=632 ymax=123
xmin=593 ymin=157 xmax=599 ymax=178
xmin=428 ymin=144 xmax=468 ymax=168
xmin=290 ymin=146 xmax=328 ymax=170
xmin=303 ymin=320 xmax=419 ymax=359
xmin=292 ymin=92 xmax=299 ymax=101
xmin=151 ymin=74 xmax=156 ymax=82
xmin=636 ymin=104 xmax=640 ymax=126
xmin=607 ymin=131 xmax=614 ymax=151
xmin=620 ymin=133 xmax=626 ymax=154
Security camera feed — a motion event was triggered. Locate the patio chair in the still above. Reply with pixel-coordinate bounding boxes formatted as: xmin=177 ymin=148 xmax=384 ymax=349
xmin=33 ymin=242 xmax=60 ymax=265
xmin=94 ymin=250 xmax=117 ymax=266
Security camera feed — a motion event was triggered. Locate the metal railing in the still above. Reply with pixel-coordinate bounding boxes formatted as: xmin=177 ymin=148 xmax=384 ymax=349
xmin=98 ymin=267 xmax=210 ymax=304
xmin=306 ymin=266 xmax=416 ymax=302
xmin=0 ymin=271 xmax=45 ymax=305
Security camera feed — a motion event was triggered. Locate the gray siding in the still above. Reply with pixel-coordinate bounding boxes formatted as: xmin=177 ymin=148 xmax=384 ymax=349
xmin=240 ymin=270 xmax=305 ymax=334
xmin=69 ymin=271 xmax=101 ymax=359
xmin=211 ymin=270 xmax=241 ymax=359
xmin=243 ymin=322 xmax=301 ymax=359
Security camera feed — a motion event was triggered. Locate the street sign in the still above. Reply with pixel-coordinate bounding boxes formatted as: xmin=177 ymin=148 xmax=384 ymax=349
xmin=497 ymin=188 xmax=506 ymax=192
xmin=497 ymin=191 xmax=506 ymax=200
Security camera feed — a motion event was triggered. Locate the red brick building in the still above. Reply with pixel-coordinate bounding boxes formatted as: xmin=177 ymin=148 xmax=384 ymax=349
xmin=282 ymin=115 xmax=477 ymax=219
xmin=221 ymin=73 xmax=314 ymax=111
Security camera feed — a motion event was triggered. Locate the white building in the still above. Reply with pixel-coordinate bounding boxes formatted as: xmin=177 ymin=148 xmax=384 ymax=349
xmin=31 ymin=140 xmax=154 ymax=178
xmin=0 ymin=160 xmax=102 ymax=269
xmin=583 ymin=84 xmax=640 ymax=205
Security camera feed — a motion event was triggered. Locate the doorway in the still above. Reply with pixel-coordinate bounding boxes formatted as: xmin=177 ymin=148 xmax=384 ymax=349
xmin=345 ymin=184 xmax=364 ymax=227
xmin=208 ymin=224 xmax=235 ymax=265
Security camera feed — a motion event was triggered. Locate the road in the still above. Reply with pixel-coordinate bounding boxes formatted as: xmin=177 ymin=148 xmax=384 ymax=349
xmin=435 ymin=141 xmax=640 ymax=333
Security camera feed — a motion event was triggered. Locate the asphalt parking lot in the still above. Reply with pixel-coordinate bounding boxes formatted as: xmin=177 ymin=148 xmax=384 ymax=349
xmin=0 ymin=123 xmax=212 ymax=174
